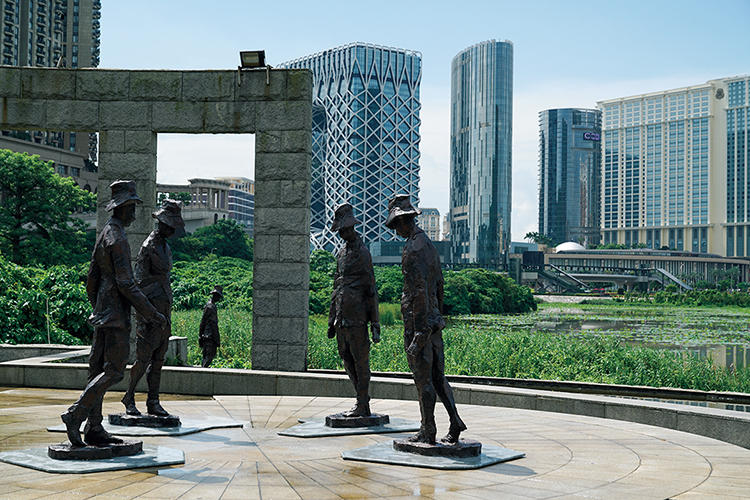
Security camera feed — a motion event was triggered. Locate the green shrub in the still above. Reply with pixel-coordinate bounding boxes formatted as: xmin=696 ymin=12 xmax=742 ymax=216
xmin=0 ymin=257 xmax=86 ymax=344
xmin=171 ymin=257 xmax=253 ymax=311
xmin=378 ymin=303 xmax=402 ymax=326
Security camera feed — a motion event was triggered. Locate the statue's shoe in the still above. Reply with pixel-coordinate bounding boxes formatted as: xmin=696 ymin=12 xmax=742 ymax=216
xmin=407 ymin=429 xmax=436 ymax=445
xmin=121 ymin=394 xmax=142 ymax=416
xmin=60 ymin=411 xmax=85 ymax=448
xmin=146 ymin=400 xmax=170 ymax=417
xmin=440 ymin=421 xmax=468 ymax=444
xmin=84 ymin=428 xmax=124 ymax=446
xmin=341 ymin=404 xmax=371 ymax=418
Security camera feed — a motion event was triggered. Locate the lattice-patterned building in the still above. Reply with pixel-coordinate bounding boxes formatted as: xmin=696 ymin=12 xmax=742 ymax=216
xmin=283 ymin=43 xmax=422 ymax=251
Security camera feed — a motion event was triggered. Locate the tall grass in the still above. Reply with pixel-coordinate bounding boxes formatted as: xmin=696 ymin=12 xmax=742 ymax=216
xmin=172 ymin=307 xmax=252 ymax=369
xmin=171 ymin=308 xmax=750 ymax=393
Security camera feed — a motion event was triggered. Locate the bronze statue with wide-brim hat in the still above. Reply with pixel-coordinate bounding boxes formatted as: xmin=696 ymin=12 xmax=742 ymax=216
xmin=385 ymin=194 xmax=474 ymax=456
xmin=54 ymin=180 xmax=167 ymax=458
xmin=199 ymin=285 xmax=223 ymax=368
xmin=119 ymin=199 xmax=184 ymax=424
xmin=326 ymin=203 xmax=385 ymax=426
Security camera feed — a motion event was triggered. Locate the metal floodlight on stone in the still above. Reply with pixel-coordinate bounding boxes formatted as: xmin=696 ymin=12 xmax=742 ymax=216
xmin=237 ymin=50 xmax=271 ymax=86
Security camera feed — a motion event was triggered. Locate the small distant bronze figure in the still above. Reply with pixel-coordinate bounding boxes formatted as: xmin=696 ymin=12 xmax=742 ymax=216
xmin=60 ymin=180 xmax=167 ymax=448
xmin=327 ymin=204 xmax=381 ymax=418
xmin=121 ymin=200 xmax=184 ymax=417
xmin=386 ymin=194 xmax=466 ymax=445
xmin=199 ymin=285 xmax=223 ymax=368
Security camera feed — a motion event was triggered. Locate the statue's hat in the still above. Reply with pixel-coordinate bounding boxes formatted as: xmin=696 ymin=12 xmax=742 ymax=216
xmin=152 ymin=199 xmax=185 ymax=229
xmin=210 ymin=285 xmax=224 ymax=298
xmin=105 ymin=180 xmax=142 ymax=211
xmin=385 ymin=194 xmax=420 ymax=229
xmin=330 ymin=203 xmax=361 ymax=232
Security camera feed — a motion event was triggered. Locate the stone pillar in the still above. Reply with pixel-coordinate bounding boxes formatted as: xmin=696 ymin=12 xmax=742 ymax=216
xmin=97 ymin=130 xmax=158 ymax=259
xmin=252 ymin=129 xmax=312 ymax=371
xmin=97 ymin=130 xmax=158 ymax=362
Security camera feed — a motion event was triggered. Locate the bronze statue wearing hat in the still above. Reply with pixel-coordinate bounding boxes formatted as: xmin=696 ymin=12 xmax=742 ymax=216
xmin=121 ymin=200 xmax=185 ymax=417
xmin=199 ymin=285 xmax=223 ymax=368
xmin=386 ymin=194 xmax=466 ymax=444
xmin=60 ymin=180 xmax=167 ymax=448
xmin=328 ymin=203 xmax=380 ymax=417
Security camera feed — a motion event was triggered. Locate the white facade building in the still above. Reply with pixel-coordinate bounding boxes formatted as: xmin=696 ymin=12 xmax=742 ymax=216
xmin=598 ymin=75 xmax=750 ymax=256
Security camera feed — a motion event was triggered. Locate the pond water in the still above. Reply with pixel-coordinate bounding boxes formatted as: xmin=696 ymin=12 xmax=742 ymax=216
xmin=458 ymin=304 xmax=750 ymax=370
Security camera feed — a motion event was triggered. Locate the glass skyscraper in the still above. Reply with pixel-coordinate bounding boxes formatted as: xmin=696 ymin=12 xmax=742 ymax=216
xmin=449 ymin=40 xmax=513 ymax=267
xmin=598 ymin=75 xmax=750 ymax=256
xmin=538 ymin=108 xmax=601 ymax=246
xmin=726 ymin=76 xmax=750 ymax=256
xmin=283 ymin=43 xmax=422 ymax=251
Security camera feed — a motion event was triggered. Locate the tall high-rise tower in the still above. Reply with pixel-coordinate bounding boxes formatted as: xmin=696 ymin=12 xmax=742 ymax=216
xmin=0 ymin=0 xmax=101 ymax=186
xmin=598 ymin=75 xmax=750 ymax=256
xmin=538 ymin=108 xmax=602 ymax=246
xmin=283 ymin=43 xmax=422 ymax=251
xmin=450 ymin=40 xmax=513 ymax=267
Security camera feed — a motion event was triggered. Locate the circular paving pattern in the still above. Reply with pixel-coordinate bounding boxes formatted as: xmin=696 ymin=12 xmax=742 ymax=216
xmin=1 ymin=388 xmax=749 ymax=499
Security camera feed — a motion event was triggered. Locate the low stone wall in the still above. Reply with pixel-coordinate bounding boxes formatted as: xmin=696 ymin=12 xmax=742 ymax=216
xmin=1 ymin=350 xmax=749 ymax=450
xmin=0 ymin=344 xmax=85 ymax=363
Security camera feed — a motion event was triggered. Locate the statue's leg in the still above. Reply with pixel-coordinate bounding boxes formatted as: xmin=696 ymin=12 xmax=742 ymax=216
xmin=350 ymin=325 xmax=371 ymax=413
xmin=431 ymin=332 xmax=466 ymax=443
xmin=337 ymin=327 xmax=359 ymax=394
xmin=202 ymin=344 xmax=216 ymax=367
xmin=406 ymin=330 xmax=437 ymax=443
xmin=83 ymin=327 xmax=128 ymax=445
xmin=146 ymin=330 xmax=170 ymax=416
xmin=122 ymin=320 xmax=150 ymax=415
xmin=61 ymin=327 xmax=107 ymax=446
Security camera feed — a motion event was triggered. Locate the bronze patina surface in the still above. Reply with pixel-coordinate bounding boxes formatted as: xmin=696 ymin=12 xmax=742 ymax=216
xmin=327 ymin=203 xmax=381 ymax=421
xmin=122 ymin=200 xmax=184 ymax=419
xmin=59 ymin=181 xmax=166 ymax=451
xmin=199 ymin=285 xmax=223 ymax=368
xmin=386 ymin=194 xmax=467 ymax=447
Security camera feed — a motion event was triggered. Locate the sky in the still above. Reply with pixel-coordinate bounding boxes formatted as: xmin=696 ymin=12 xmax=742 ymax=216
xmin=100 ymin=0 xmax=750 ymax=241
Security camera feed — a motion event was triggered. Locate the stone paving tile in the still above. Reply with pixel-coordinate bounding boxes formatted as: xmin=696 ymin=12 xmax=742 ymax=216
xmin=1 ymin=391 xmax=749 ymax=498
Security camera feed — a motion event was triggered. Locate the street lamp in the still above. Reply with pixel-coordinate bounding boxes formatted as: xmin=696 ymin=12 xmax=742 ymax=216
xmin=237 ymin=50 xmax=271 ymax=86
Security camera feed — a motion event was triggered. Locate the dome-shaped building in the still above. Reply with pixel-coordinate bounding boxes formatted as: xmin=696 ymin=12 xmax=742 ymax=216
xmin=555 ymin=241 xmax=586 ymax=252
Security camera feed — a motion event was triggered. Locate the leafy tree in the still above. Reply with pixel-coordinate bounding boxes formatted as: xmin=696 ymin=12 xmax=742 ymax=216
xmin=524 ymin=231 xmax=554 ymax=246
xmin=310 ymin=249 xmax=336 ymax=275
xmin=0 ymin=150 xmax=96 ymax=266
xmin=171 ymin=219 xmax=253 ymax=261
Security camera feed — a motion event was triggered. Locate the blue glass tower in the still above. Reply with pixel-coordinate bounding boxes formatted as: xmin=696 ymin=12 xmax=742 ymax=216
xmin=283 ymin=43 xmax=422 ymax=251
xmin=450 ymin=40 xmax=513 ymax=267
xmin=726 ymin=77 xmax=750 ymax=257
xmin=538 ymin=108 xmax=602 ymax=245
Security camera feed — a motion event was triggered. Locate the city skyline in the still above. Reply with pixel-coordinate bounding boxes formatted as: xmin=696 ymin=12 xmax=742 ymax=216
xmin=98 ymin=0 xmax=750 ymax=241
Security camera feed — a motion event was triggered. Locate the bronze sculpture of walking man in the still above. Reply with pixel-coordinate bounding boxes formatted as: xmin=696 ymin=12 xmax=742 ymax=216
xmin=121 ymin=200 xmax=184 ymax=417
xmin=327 ymin=203 xmax=380 ymax=417
xmin=386 ymin=194 xmax=466 ymax=444
xmin=199 ymin=285 xmax=223 ymax=368
xmin=60 ymin=180 xmax=166 ymax=447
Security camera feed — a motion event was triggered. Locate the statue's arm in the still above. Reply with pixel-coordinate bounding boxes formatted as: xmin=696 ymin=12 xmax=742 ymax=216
xmin=110 ymin=238 xmax=160 ymax=322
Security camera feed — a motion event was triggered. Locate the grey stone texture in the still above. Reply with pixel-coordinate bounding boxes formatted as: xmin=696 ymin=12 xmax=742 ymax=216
xmin=278 ymin=417 xmax=419 ymax=438
xmin=0 ymin=66 xmax=312 ymax=372
xmin=342 ymin=442 xmax=525 ymax=470
xmin=48 ymin=416 xmax=244 ymax=437
xmin=0 ymin=445 xmax=184 ymax=474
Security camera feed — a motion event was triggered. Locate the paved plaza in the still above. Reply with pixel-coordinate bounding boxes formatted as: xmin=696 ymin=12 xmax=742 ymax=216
xmin=0 ymin=387 xmax=749 ymax=499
